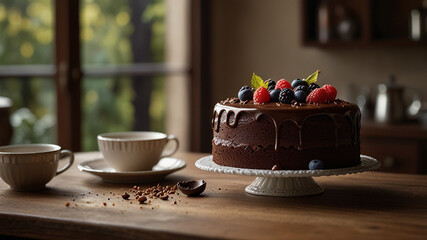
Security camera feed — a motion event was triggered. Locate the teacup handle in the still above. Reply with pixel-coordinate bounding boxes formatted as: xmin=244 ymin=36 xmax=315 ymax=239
xmin=161 ymin=135 xmax=179 ymax=158
xmin=56 ymin=150 xmax=74 ymax=175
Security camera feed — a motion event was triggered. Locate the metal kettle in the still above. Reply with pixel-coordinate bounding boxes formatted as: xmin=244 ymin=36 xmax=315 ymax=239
xmin=374 ymin=76 xmax=421 ymax=124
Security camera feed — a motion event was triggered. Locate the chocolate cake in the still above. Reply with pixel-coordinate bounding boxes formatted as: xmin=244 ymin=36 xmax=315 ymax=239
xmin=212 ymin=98 xmax=361 ymax=170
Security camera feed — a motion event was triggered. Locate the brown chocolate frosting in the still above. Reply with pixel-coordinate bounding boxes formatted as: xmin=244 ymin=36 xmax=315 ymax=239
xmin=213 ymin=98 xmax=361 ymax=151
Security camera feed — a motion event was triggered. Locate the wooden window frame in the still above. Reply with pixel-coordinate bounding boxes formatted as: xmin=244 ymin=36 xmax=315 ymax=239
xmin=190 ymin=0 xmax=211 ymax=153
xmin=55 ymin=0 xmax=81 ymax=151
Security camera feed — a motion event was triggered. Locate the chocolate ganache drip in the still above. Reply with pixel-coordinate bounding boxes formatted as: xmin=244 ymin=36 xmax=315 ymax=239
xmin=212 ymin=98 xmax=361 ymax=151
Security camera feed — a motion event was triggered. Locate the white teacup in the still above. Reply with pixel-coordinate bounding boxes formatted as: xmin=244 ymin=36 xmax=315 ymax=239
xmin=97 ymin=132 xmax=179 ymax=171
xmin=0 ymin=144 xmax=74 ymax=191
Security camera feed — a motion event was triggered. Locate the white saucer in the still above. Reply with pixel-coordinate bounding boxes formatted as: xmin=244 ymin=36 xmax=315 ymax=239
xmin=196 ymin=155 xmax=380 ymax=177
xmin=196 ymin=155 xmax=380 ymax=197
xmin=78 ymin=158 xmax=186 ymax=183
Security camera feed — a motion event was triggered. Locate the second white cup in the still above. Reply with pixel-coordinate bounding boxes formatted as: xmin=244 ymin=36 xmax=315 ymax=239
xmin=97 ymin=132 xmax=179 ymax=171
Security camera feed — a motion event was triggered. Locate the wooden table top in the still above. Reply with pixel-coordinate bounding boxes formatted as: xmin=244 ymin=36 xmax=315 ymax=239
xmin=1 ymin=152 xmax=426 ymax=240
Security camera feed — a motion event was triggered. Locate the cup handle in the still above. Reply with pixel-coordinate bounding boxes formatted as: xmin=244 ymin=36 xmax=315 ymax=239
xmin=160 ymin=135 xmax=179 ymax=158
xmin=56 ymin=150 xmax=74 ymax=176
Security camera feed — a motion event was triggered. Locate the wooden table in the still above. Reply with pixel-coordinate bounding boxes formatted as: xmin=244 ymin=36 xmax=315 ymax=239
xmin=1 ymin=152 xmax=426 ymax=240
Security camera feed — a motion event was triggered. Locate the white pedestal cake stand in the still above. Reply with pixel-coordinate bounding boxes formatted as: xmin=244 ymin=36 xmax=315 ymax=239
xmin=195 ymin=155 xmax=380 ymax=197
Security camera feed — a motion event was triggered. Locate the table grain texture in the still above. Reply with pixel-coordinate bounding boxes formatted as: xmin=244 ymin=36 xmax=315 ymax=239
xmin=0 ymin=152 xmax=426 ymax=240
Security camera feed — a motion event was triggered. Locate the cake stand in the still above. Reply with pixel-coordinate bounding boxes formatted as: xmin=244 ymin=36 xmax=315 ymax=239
xmin=195 ymin=155 xmax=380 ymax=197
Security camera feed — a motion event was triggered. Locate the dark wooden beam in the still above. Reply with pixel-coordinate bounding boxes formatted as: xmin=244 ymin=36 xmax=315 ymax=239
xmin=190 ymin=0 xmax=211 ymax=153
xmin=55 ymin=0 xmax=81 ymax=151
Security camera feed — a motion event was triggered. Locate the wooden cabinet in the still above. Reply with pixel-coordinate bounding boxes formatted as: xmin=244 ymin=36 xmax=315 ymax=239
xmin=361 ymin=121 xmax=427 ymax=174
xmin=302 ymin=0 xmax=427 ymax=47
xmin=361 ymin=139 xmax=418 ymax=174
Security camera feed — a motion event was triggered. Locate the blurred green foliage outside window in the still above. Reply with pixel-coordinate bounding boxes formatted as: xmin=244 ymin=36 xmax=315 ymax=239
xmin=0 ymin=0 xmax=55 ymax=144
xmin=0 ymin=0 xmax=166 ymax=151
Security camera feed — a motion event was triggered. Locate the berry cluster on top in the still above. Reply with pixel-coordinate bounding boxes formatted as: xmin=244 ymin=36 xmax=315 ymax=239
xmin=238 ymin=70 xmax=337 ymax=105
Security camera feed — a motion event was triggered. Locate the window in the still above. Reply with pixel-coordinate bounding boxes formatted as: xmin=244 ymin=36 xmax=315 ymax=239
xmin=0 ymin=0 xmax=192 ymax=151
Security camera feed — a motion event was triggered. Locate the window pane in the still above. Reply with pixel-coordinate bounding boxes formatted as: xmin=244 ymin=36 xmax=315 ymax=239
xmin=81 ymin=0 xmax=165 ymax=65
xmin=0 ymin=0 xmax=55 ymax=145
xmin=150 ymin=76 xmax=166 ymax=132
xmin=0 ymin=0 xmax=53 ymax=65
xmin=82 ymin=76 xmax=166 ymax=151
xmin=0 ymin=78 xmax=56 ymax=144
xmin=81 ymin=0 xmax=166 ymax=151
xmin=82 ymin=77 xmax=133 ymax=151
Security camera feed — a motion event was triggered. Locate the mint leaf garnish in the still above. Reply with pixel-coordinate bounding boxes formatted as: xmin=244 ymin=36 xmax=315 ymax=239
xmin=251 ymin=73 xmax=268 ymax=90
xmin=305 ymin=70 xmax=321 ymax=85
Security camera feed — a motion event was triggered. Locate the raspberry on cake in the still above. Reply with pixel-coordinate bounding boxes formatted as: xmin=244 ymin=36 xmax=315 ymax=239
xmin=253 ymin=87 xmax=270 ymax=104
xmin=306 ymin=88 xmax=328 ymax=104
xmin=322 ymin=84 xmax=337 ymax=102
xmin=212 ymin=70 xmax=361 ymax=170
xmin=275 ymin=79 xmax=292 ymax=90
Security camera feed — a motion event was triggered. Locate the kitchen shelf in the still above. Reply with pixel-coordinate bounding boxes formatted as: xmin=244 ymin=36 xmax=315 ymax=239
xmin=302 ymin=0 xmax=427 ymax=47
